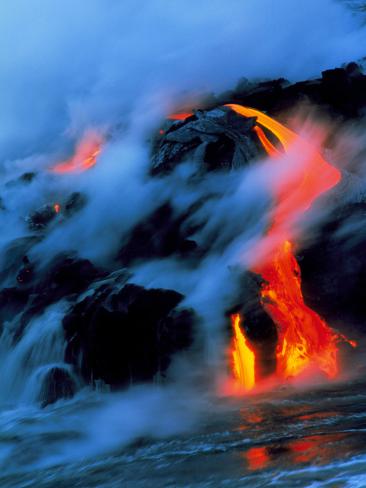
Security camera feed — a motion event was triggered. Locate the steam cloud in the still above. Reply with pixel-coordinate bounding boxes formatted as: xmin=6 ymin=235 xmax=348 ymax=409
xmin=1 ymin=0 xmax=366 ymax=158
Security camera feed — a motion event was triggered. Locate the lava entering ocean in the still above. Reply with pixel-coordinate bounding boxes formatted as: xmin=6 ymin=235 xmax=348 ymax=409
xmin=55 ymin=106 xmax=355 ymax=393
xmin=226 ymin=104 xmax=356 ymax=391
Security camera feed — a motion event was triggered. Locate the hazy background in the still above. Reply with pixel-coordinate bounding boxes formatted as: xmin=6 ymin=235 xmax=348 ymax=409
xmin=1 ymin=0 xmax=366 ymax=159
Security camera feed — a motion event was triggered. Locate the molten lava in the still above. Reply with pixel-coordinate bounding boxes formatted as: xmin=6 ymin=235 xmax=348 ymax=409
xmin=167 ymin=112 xmax=194 ymax=121
xmin=166 ymin=105 xmax=354 ymax=385
xmin=259 ymin=240 xmax=339 ymax=379
xmin=51 ymin=131 xmax=103 ymax=174
xmin=231 ymin=314 xmax=256 ymax=391
xmin=226 ymin=103 xmax=355 ymax=383
xmin=253 ymin=125 xmax=280 ymax=158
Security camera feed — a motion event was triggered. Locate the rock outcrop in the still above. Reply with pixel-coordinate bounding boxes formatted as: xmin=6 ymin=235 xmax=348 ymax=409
xmin=151 ymin=106 xmax=266 ymax=175
xmin=39 ymin=367 xmax=76 ymax=407
xmin=63 ymin=281 xmax=195 ymax=388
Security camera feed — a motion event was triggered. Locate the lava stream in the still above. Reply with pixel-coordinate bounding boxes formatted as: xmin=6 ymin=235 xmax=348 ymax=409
xmin=227 ymin=103 xmax=354 ymax=385
xmin=167 ymin=112 xmax=194 ymax=121
xmin=51 ymin=131 xmax=103 ymax=174
xmin=231 ymin=314 xmax=256 ymax=391
xmin=54 ymin=108 xmax=354 ymax=388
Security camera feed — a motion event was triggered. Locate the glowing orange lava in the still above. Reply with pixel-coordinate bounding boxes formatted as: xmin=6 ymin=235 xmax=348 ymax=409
xmin=167 ymin=104 xmax=355 ymax=384
xmin=253 ymin=125 xmax=280 ymax=158
xmin=166 ymin=112 xmax=193 ymax=121
xmin=51 ymin=131 xmax=103 ymax=174
xmin=231 ymin=314 xmax=255 ymax=391
xmin=226 ymin=103 xmax=355 ymax=382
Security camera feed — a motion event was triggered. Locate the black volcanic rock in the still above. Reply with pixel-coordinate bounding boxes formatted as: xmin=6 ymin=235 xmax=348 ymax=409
xmin=63 ymin=192 xmax=87 ymax=218
xmin=63 ymin=281 xmax=195 ymax=388
xmin=39 ymin=367 xmax=76 ymax=407
xmin=24 ymin=192 xmax=87 ymax=234
xmin=0 ymin=287 xmax=29 ymax=326
xmin=5 ymin=171 xmax=38 ymax=189
xmin=300 ymin=202 xmax=366 ymax=331
xmin=227 ymin=63 xmax=366 ymax=121
xmin=16 ymin=256 xmax=34 ymax=284
xmin=228 ymin=273 xmax=278 ymax=378
xmin=24 ymin=255 xmax=104 ymax=316
xmin=20 ymin=172 xmax=37 ymax=183
xmin=151 ymin=106 xmax=266 ymax=175
xmin=118 ymin=203 xmax=199 ymax=265
xmin=26 ymin=204 xmax=59 ymax=231
xmin=37 ymin=255 xmax=101 ymax=296
xmin=12 ymin=254 xmax=105 ymax=342
xmin=0 ymin=235 xmax=41 ymax=284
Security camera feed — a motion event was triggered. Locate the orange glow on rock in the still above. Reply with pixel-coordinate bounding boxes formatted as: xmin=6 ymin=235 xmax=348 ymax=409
xmin=231 ymin=314 xmax=256 ymax=391
xmin=53 ymin=203 xmax=61 ymax=214
xmin=51 ymin=131 xmax=103 ymax=174
xmin=226 ymin=103 xmax=354 ymax=382
xmin=167 ymin=112 xmax=193 ymax=121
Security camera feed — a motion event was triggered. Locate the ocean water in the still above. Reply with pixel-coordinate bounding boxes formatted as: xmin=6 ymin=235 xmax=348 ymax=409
xmin=1 ymin=378 xmax=366 ymax=487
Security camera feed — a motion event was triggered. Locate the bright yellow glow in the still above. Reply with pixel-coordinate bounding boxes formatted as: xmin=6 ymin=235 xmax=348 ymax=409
xmin=231 ymin=314 xmax=255 ymax=390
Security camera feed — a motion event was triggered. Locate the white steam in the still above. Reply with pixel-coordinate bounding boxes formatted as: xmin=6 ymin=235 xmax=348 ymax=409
xmin=1 ymin=0 xmax=365 ymax=158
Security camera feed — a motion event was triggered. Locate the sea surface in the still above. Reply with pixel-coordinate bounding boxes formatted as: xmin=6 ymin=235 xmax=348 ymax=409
xmin=1 ymin=378 xmax=366 ymax=487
